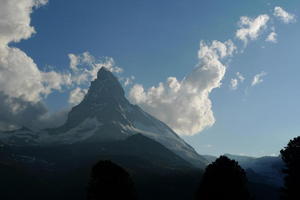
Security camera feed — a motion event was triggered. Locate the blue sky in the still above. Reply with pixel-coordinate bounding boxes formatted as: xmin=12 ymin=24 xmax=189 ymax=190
xmin=1 ymin=0 xmax=300 ymax=157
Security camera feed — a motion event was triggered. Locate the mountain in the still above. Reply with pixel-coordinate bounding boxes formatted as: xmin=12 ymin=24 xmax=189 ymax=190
xmin=50 ymin=67 xmax=206 ymax=167
xmin=0 ymin=68 xmax=208 ymax=199
xmin=0 ymin=67 xmax=207 ymax=168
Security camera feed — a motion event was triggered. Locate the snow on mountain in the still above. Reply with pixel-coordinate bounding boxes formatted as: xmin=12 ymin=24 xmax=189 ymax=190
xmin=0 ymin=127 xmax=39 ymax=146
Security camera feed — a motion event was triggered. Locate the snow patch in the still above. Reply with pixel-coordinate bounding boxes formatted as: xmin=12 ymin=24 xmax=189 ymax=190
xmin=0 ymin=118 xmax=103 ymax=145
xmin=41 ymin=118 xmax=102 ymax=144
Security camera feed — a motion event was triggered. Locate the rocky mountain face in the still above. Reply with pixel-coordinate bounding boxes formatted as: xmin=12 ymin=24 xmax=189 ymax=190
xmin=0 ymin=67 xmax=207 ymax=168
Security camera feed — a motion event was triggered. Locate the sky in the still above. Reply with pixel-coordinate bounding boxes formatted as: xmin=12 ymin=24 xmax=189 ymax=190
xmin=0 ymin=0 xmax=300 ymax=157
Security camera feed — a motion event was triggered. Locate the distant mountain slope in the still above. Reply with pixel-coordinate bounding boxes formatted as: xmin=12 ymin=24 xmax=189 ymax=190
xmin=203 ymin=154 xmax=284 ymax=187
xmin=0 ymin=134 xmax=192 ymax=171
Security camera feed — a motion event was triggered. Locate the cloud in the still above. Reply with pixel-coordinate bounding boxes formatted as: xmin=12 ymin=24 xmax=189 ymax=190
xmin=0 ymin=0 xmax=47 ymax=45
xmin=251 ymin=72 xmax=267 ymax=86
xmin=274 ymin=6 xmax=296 ymax=24
xmin=37 ymin=109 xmax=69 ymax=129
xmin=266 ymin=32 xmax=277 ymax=43
xmin=68 ymin=87 xmax=88 ymax=105
xmin=230 ymin=79 xmax=238 ymax=90
xmin=236 ymin=14 xmax=270 ymax=45
xmin=68 ymin=54 xmax=80 ymax=71
xmin=236 ymin=72 xmax=245 ymax=82
xmin=129 ymin=40 xmax=236 ymax=136
xmin=0 ymin=92 xmax=47 ymax=130
xmin=0 ymin=0 xmax=72 ymax=103
xmin=0 ymin=0 xmax=74 ymax=103
xmin=34 ymin=0 xmax=48 ymax=7
xmin=67 ymin=52 xmax=123 ymax=85
xmin=229 ymin=72 xmax=244 ymax=90
xmin=0 ymin=0 xmax=73 ymax=129
xmin=124 ymin=76 xmax=135 ymax=86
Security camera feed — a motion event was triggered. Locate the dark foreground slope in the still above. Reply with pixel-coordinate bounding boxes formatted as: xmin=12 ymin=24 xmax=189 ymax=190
xmin=0 ymin=141 xmax=281 ymax=200
xmin=203 ymin=154 xmax=283 ymax=200
xmin=0 ymin=134 xmax=202 ymax=200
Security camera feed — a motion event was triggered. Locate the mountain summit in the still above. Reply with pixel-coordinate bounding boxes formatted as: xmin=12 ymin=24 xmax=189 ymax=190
xmin=88 ymin=67 xmax=125 ymax=101
xmin=54 ymin=67 xmax=129 ymax=134
xmin=0 ymin=67 xmax=207 ymax=167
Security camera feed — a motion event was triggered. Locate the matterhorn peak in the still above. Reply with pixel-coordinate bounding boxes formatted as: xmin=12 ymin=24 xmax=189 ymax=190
xmin=85 ymin=67 xmax=125 ymax=102
xmin=51 ymin=67 xmax=128 ymax=133
xmin=22 ymin=67 xmax=205 ymax=167
xmin=96 ymin=67 xmax=116 ymax=80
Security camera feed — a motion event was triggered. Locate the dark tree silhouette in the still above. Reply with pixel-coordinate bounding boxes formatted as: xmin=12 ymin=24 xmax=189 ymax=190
xmin=87 ymin=160 xmax=136 ymax=200
xmin=196 ymin=155 xmax=250 ymax=200
xmin=280 ymin=136 xmax=300 ymax=200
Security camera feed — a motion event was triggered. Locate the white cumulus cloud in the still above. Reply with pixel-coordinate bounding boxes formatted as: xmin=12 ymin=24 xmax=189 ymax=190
xmin=251 ymin=72 xmax=267 ymax=86
xmin=230 ymin=79 xmax=238 ymax=90
xmin=236 ymin=14 xmax=270 ymax=45
xmin=124 ymin=76 xmax=135 ymax=86
xmin=0 ymin=0 xmax=47 ymax=45
xmin=236 ymin=72 xmax=245 ymax=82
xmin=0 ymin=2 xmax=64 ymax=109
xmin=274 ymin=6 xmax=296 ymax=24
xmin=68 ymin=87 xmax=88 ymax=105
xmin=0 ymin=0 xmax=75 ymax=129
xmin=0 ymin=0 xmax=76 ymax=102
xmin=0 ymin=0 xmax=72 ymax=103
xmin=68 ymin=52 xmax=123 ymax=85
xmin=266 ymin=32 xmax=277 ymax=43
xmin=129 ymin=40 xmax=236 ymax=136
xmin=229 ymin=72 xmax=245 ymax=90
